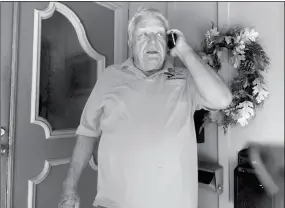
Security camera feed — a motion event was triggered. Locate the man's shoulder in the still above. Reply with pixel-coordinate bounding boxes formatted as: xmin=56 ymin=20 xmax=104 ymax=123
xmin=104 ymin=58 xmax=134 ymax=73
xmin=164 ymin=67 xmax=189 ymax=80
xmin=101 ymin=64 xmax=123 ymax=77
xmin=100 ymin=62 xmax=133 ymax=82
xmin=104 ymin=64 xmax=121 ymax=72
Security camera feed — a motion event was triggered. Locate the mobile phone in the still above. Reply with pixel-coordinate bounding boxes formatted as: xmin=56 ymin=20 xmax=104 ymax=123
xmin=167 ymin=32 xmax=178 ymax=50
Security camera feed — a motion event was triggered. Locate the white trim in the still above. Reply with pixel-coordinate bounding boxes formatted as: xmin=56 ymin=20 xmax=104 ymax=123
xmin=217 ymin=127 xmax=232 ymax=208
xmin=27 ymin=158 xmax=71 ymax=208
xmin=95 ymin=2 xmax=128 ymax=65
xmin=31 ymin=2 xmax=106 ymax=139
xmin=95 ymin=2 xmax=121 ymax=11
xmin=217 ymin=3 xmax=233 ymax=208
xmin=7 ymin=2 xmax=20 ymax=208
xmin=217 ymin=2 xmax=231 ymax=31
xmin=113 ymin=3 xmax=128 ymax=64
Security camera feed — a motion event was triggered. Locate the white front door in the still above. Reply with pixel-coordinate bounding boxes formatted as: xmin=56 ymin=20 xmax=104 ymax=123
xmin=0 ymin=2 xmax=128 ymax=208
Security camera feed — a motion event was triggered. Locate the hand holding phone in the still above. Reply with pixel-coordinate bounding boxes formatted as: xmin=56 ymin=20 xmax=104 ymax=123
xmin=167 ymin=29 xmax=191 ymax=58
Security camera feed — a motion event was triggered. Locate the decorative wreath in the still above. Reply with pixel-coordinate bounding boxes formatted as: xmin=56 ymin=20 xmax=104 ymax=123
xmin=199 ymin=23 xmax=270 ymax=133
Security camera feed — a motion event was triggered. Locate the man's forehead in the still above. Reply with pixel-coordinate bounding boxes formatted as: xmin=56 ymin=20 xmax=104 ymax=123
xmin=135 ymin=15 xmax=165 ymax=30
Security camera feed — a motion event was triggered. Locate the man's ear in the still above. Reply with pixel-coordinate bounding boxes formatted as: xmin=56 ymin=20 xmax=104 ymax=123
xmin=128 ymin=41 xmax=134 ymax=57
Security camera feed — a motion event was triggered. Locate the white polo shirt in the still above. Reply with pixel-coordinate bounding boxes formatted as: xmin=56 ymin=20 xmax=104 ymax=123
xmin=76 ymin=57 xmax=206 ymax=208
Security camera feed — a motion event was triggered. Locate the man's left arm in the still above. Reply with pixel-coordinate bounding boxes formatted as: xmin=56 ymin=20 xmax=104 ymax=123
xmin=169 ymin=29 xmax=232 ymax=110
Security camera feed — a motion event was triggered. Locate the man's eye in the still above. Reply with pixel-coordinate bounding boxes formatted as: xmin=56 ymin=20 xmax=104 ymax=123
xmin=157 ymin=33 xmax=165 ymax=37
xmin=138 ymin=33 xmax=147 ymax=39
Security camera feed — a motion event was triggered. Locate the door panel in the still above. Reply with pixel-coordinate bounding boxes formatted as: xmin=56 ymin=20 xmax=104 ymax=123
xmin=39 ymin=9 xmax=100 ymax=132
xmin=4 ymin=2 xmax=128 ymax=208
xmin=31 ymin=2 xmax=106 ymax=139
xmin=64 ymin=2 xmax=115 ymax=67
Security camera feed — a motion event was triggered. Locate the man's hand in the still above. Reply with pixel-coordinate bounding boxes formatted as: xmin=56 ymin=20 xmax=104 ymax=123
xmin=249 ymin=143 xmax=284 ymax=208
xmin=167 ymin=29 xmax=193 ymax=59
xmin=58 ymin=191 xmax=80 ymax=208
xmin=58 ymin=135 xmax=98 ymax=208
xmin=249 ymin=143 xmax=284 ymax=195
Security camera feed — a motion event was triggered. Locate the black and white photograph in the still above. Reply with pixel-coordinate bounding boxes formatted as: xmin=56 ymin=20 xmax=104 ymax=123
xmin=1 ymin=1 xmax=284 ymax=208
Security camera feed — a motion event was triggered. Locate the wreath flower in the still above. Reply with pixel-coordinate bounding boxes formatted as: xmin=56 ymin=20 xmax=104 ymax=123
xmin=199 ymin=23 xmax=270 ymax=133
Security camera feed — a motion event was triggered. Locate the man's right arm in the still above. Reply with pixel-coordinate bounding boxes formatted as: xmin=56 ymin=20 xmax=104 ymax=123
xmin=62 ymin=135 xmax=99 ymax=195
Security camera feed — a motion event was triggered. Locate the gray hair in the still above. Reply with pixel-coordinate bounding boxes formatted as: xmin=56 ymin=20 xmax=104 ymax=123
xmin=128 ymin=7 xmax=169 ymax=45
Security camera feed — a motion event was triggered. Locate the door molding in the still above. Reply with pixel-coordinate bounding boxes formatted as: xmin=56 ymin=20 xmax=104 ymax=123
xmin=217 ymin=2 xmax=233 ymax=208
xmin=31 ymin=2 xmax=106 ymax=139
xmin=92 ymin=2 xmax=129 ymax=64
xmin=6 ymin=2 xmax=20 ymax=208
xmin=27 ymin=158 xmax=71 ymax=208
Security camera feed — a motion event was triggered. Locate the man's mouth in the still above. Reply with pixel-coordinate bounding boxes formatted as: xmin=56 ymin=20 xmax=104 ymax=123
xmin=146 ymin=50 xmax=159 ymax=54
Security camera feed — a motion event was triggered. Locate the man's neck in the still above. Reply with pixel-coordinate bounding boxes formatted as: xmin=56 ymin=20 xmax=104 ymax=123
xmin=133 ymin=59 xmax=165 ymax=77
xmin=142 ymin=68 xmax=163 ymax=77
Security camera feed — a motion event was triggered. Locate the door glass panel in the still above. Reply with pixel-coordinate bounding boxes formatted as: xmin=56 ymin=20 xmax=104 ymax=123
xmin=39 ymin=11 xmax=98 ymax=131
xmin=64 ymin=2 xmax=115 ymax=66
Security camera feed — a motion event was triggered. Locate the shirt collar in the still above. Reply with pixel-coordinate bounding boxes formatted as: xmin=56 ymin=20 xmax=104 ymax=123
xmin=120 ymin=56 xmax=174 ymax=79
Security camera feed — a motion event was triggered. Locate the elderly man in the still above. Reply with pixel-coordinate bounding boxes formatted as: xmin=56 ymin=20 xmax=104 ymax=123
xmin=59 ymin=7 xmax=232 ymax=208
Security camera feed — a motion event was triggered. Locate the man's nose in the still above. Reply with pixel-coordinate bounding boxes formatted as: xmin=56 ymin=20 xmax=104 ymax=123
xmin=148 ymin=34 xmax=157 ymax=44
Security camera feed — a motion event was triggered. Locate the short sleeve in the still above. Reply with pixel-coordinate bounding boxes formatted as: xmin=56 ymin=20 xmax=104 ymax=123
xmin=76 ymin=69 xmax=109 ymax=138
xmin=187 ymin=71 xmax=208 ymax=112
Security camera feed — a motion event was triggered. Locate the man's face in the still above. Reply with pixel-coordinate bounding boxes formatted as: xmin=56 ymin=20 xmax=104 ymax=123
xmin=131 ymin=15 xmax=167 ymax=72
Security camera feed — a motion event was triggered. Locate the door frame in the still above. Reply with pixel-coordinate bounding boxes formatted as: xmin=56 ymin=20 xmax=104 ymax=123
xmin=5 ymin=2 xmax=20 ymax=208
xmin=217 ymin=2 xmax=233 ymax=208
